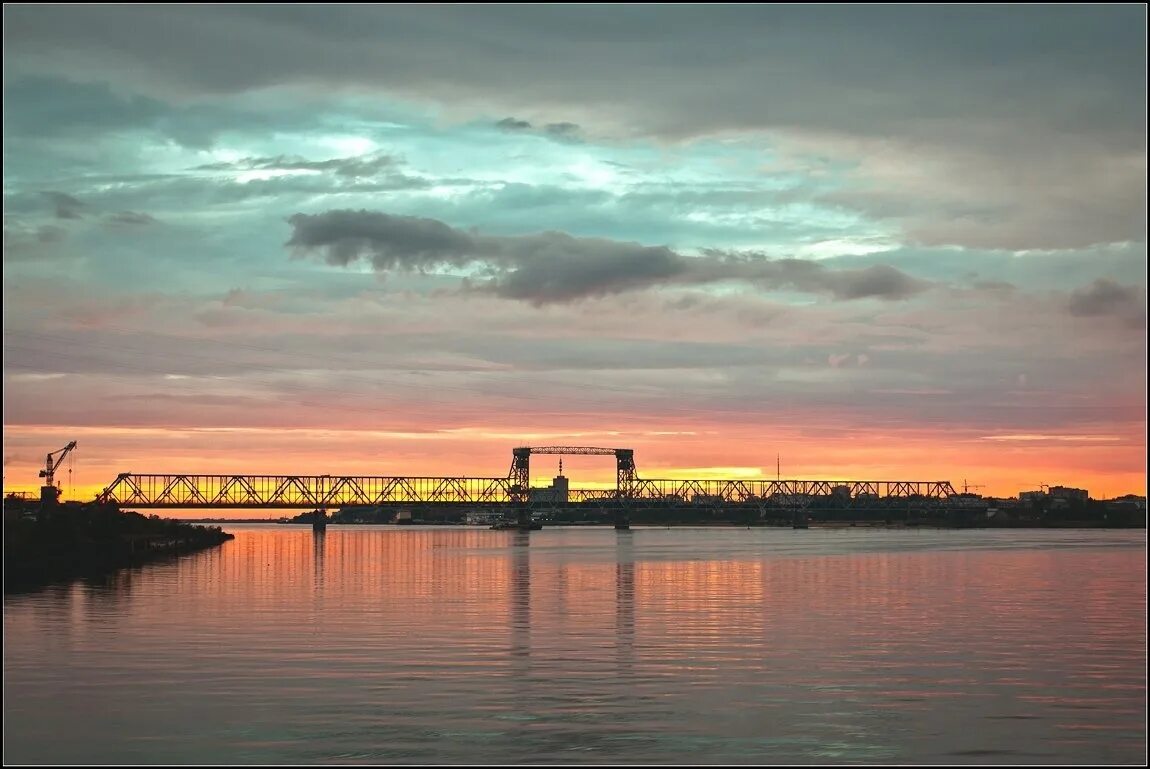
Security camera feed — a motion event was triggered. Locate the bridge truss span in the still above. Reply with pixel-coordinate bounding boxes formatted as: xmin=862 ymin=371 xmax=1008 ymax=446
xmin=96 ymin=473 xmax=516 ymax=509
xmin=96 ymin=473 xmax=959 ymax=509
xmin=625 ymin=479 xmax=958 ymax=508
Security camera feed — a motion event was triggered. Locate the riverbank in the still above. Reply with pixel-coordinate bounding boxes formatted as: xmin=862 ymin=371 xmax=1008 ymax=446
xmin=270 ymin=518 xmax=1144 ymax=530
xmin=4 ymin=504 xmax=235 ymax=592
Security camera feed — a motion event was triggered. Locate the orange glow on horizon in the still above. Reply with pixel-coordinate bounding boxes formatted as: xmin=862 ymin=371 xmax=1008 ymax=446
xmin=4 ymin=419 xmax=1144 ymax=515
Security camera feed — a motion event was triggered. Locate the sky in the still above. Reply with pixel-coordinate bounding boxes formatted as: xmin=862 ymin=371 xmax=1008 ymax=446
xmin=2 ymin=5 xmax=1146 ymax=508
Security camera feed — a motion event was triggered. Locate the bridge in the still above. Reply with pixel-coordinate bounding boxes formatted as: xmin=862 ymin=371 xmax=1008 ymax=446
xmin=93 ymin=445 xmax=963 ymax=528
xmin=95 ymin=473 xmax=958 ymax=509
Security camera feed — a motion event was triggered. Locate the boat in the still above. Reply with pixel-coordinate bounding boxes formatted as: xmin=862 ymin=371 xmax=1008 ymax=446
xmin=490 ymin=520 xmax=543 ymax=530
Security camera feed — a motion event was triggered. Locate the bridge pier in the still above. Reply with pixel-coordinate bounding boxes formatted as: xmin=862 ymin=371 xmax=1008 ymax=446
xmin=614 ymin=509 xmax=630 ymax=530
xmin=515 ymin=504 xmax=540 ymax=531
xmin=312 ymin=508 xmax=328 ymax=531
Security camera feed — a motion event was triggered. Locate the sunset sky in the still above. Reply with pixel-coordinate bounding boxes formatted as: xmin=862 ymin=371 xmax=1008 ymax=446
xmin=3 ymin=5 xmax=1146 ymax=507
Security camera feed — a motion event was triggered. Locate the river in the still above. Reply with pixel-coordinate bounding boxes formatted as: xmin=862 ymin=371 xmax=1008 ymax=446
xmin=4 ymin=525 xmax=1146 ymax=764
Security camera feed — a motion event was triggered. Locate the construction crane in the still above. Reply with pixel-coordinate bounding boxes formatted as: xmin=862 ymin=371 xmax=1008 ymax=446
xmin=961 ymin=479 xmax=985 ymax=494
xmin=39 ymin=440 xmax=77 ymax=507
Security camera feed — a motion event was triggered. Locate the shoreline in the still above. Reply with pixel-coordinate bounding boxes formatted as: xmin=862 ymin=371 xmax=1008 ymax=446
xmin=210 ymin=520 xmax=1144 ymax=530
xmin=4 ymin=507 xmax=236 ymax=593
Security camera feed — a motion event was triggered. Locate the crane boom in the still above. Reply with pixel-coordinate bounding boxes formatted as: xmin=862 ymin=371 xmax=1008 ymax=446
xmin=39 ymin=440 xmax=77 ymax=489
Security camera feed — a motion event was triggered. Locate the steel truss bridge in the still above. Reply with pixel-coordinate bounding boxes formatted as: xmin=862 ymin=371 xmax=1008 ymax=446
xmin=94 ymin=473 xmax=959 ymax=509
xmin=95 ymin=445 xmax=961 ymax=511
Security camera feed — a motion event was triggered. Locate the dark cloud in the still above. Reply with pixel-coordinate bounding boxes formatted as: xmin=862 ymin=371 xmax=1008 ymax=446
xmin=1067 ymin=279 xmax=1146 ymax=328
xmin=286 ymin=210 xmax=930 ymax=304
xmin=5 ymin=225 xmax=35 ymax=247
xmin=495 ymin=117 xmax=582 ymax=143
xmin=4 ymin=78 xmax=167 ymax=138
xmin=42 ymin=191 xmax=85 ymax=219
xmin=37 ymin=224 xmax=66 ymax=243
xmin=485 ymin=233 xmax=681 ymax=303
xmin=544 ymin=122 xmax=580 ymax=138
xmin=3 ymin=222 xmax=67 ymax=260
xmin=9 ymin=6 xmax=1140 ymax=143
xmin=2 ymin=77 xmax=283 ymax=150
xmin=107 ymin=211 xmax=157 ymax=226
xmin=495 ymin=118 xmax=532 ymax=132
xmin=194 ymin=152 xmax=394 ymax=178
xmin=693 ymin=251 xmax=932 ymax=302
xmin=819 ymin=264 xmax=928 ymax=302
xmin=287 ymin=211 xmax=477 ymax=270
xmin=5 ymin=7 xmax=1142 ymax=250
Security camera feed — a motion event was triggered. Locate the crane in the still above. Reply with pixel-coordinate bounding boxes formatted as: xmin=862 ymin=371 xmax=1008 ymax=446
xmin=39 ymin=440 xmax=77 ymax=506
xmin=962 ymin=479 xmax=986 ymax=494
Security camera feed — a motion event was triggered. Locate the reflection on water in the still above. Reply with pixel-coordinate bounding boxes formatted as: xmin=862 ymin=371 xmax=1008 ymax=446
xmin=4 ymin=527 xmax=1146 ymax=764
xmin=616 ymin=532 xmax=635 ymax=675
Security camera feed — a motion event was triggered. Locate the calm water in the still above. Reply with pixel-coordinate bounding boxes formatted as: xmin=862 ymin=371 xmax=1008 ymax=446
xmin=4 ymin=526 xmax=1146 ymax=765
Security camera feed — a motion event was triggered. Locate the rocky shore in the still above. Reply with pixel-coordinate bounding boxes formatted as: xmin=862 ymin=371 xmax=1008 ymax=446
xmin=4 ymin=501 xmax=234 ymax=591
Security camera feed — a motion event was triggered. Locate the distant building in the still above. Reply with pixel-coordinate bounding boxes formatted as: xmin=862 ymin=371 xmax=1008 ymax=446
xmin=1103 ymin=494 xmax=1146 ymax=520
xmin=1049 ymin=486 xmax=1089 ymax=502
xmin=1019 ymin=490 xmax=1047 ymax=504
xmin=1109 ymin=494 xmax=1146 ymax=510
xmin=529 ymin=474 xmax=569 ymax=505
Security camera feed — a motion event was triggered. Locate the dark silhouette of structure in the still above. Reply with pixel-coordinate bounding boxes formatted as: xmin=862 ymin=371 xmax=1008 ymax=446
xmin=93 ymin=445 xmax=964 ymax=527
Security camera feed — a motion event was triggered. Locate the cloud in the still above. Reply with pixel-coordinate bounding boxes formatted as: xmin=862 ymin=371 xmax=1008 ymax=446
xmin=804 ymin=132 xmax=1146 ymax=250
xmin=828 ymin=353 xmax=852 ymax=368
xmin=194 ymin=152 xmax=394 ymax=178
xmin=693 ymin=250 xmax=932 ymax=301
xmin=287 ymin=211 xmax=477 ymax=270
xmin=1067 ymin=279 xmax=1146 ymax=328
xmin=5 ymin=6 xmax=1142 ymax=250
xmin=495 ymin=118 xmax=532 ymax=132
xmin=495 ymin=117 xmax=582 ymax=142
xmin=2 ymin=77 xmax=282 ymax=150
xmin=489 ymin=234 xmax=681 ymax=303
xmin=544 ymin=122 xmax=580 ymax=139
xmin=107 ymin=211 xmax=157 ymax=226
xmin=42 ymin=191 xmax=85 ymax=219
xmin=3 ymin=221 xmax=67 ymax=258
xmin=286 ymin=209 xmax=931 ymax=304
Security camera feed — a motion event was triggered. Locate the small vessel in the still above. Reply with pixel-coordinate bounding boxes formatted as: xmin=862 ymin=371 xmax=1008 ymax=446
xmin=490 ymin=520 xmax=543 ymax=530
